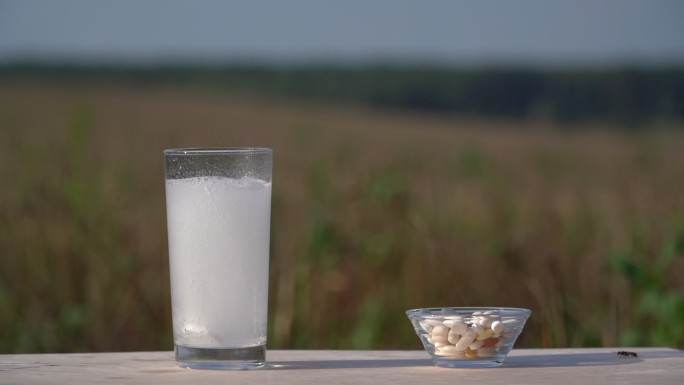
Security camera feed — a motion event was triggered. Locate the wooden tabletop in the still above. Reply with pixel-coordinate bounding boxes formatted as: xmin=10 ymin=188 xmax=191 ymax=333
xmin=1 ymin=348 xmax=682 ymax=385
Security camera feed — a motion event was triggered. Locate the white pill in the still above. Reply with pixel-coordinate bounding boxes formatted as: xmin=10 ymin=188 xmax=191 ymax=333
xmin=470 ymin=323 xmax=484 ymax=334
xmin=431 ymin=325 xmax=449 ymax=337
xmin=434 ymin=341 xmax=448 ymax=349
xmin=449 ymin=322 xmax=467 ymax=334
xmin=436 ymin=345 xmax=465 ymax=357
xmin=432 ymin=333 xmax=448 ymax=344
xmin=483 ymin=310 xmax=498 ymax=316
xmin=469 ymin=339 xmax=485 ymax=350
xmin=454 ymin=330 xmax=476 ymax=351
xmin=491 ymin=320 xmax=505 ymax=334
xmin=448 ymin=331 xmax=461 ymax=344
xmin=472 ymin=311 xmax=483 ymax=316
xmin=478 ymin=316 xmax=493 ymax=328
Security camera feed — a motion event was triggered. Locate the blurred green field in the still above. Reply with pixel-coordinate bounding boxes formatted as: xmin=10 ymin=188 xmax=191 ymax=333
xmin=1 ymin=79 xmax=683 ymax=353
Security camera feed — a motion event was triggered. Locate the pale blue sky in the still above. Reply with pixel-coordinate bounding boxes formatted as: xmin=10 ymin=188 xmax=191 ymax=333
xmin=1 ymin=0 xmax=683 ymax=66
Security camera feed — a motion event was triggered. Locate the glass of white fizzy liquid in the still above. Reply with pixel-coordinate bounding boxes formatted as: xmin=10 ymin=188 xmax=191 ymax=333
xmin=164 ymin=148 xmax=272 ymax=370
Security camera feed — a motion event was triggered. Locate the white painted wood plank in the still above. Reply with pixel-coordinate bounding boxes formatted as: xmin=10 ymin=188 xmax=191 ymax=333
xmin=0 ymin=348 xmax=682 ymax=385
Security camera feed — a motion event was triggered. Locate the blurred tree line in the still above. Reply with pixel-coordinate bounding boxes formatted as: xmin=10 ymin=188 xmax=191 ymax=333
xmin=2 ymin=63 xmax=683 ymax=126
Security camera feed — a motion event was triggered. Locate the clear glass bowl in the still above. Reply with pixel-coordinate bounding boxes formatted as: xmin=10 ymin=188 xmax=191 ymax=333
xmin=406 ymin=307 xmax=531 ymax=368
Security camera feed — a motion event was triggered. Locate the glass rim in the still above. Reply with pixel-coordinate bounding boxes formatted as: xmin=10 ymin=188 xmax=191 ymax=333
xmin=164 ymin=147 xmax=272 ymax=155
xmin=406 ymin=307 xmax=531 ymax=316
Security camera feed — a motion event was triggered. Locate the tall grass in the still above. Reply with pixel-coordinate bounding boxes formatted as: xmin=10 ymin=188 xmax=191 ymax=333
xmin=0 ymin=101 xmax=170 ymax=352
xmin=0 ymin=80 xmax=683 ymax=353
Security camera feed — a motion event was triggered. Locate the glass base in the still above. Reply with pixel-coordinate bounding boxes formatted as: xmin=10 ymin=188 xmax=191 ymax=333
xmin=433 ymin=358 xmax=503 ymax=368
xmin=175 ymin=344 xmax=266 ymax=370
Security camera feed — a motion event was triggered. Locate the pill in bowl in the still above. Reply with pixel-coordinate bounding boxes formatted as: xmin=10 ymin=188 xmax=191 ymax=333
xmin=406 ymin=307 xmax=531 ymax=368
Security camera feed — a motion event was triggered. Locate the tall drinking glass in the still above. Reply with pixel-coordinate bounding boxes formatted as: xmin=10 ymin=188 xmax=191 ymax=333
xmin=164 ymin=148 xmax=272 ymax=370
